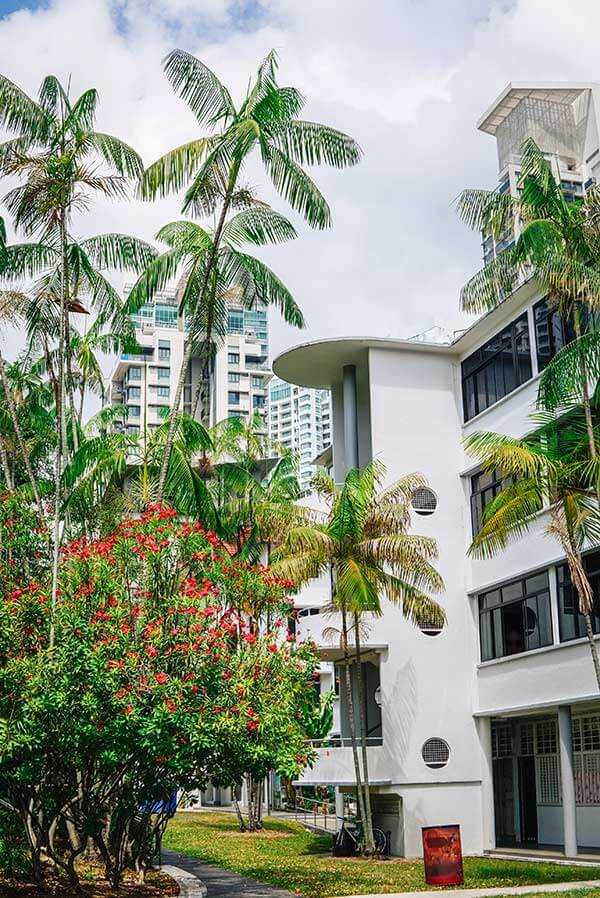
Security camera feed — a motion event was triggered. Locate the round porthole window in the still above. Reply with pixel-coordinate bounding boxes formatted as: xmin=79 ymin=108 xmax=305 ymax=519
xmin=422 ymin=738 xmax=450 ymax=769
xmin=412 ymin=487 xmax=437 ymax=516
xmin=419 ymin=611 xmax=445 ymax=637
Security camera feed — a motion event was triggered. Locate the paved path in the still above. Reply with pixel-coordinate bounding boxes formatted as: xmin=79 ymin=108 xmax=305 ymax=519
xmin=161 ymin=849 xmax=296 ymax=897
xmin=346 ymin=880 xmax=600 ymax=898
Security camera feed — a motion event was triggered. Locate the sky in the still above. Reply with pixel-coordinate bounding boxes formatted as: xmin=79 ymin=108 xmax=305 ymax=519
xmin=1 ymin=0 xmax=600 ymax=371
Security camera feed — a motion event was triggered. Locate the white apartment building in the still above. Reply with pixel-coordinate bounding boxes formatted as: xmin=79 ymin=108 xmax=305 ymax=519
xmin=273 ymin=84 xmax=600 ymax=859
xmin=109 ymin=290 xmax=270 ymax=431
xmin=268 ymin=376 xmax=331 ymax=493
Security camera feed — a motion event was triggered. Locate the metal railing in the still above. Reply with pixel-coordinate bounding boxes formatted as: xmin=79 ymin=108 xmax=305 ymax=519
xmin=307 ymin=736 xmax=383 ymax=748
xmin=290 ymin=795 xmax=337 ymax=833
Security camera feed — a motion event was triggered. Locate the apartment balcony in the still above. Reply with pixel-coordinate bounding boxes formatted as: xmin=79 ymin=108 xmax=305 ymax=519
xmin=297 ymin=738 xmax=388 ymax=788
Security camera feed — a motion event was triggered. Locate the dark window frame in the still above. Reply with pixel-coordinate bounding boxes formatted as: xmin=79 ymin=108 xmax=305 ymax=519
xmin=469 ymin=467 xmax=515 ymax=537
xmin=461 ymin=313 xmax=532 ymax=422
xmin=478 ymin=569 xmax=553 ymax=662
xmin=557 ymin=549 xmax=600 ymax=643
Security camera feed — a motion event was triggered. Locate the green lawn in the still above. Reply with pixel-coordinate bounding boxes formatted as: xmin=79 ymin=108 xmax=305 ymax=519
xmin=163 ymin=812 xmax=600 ymax=898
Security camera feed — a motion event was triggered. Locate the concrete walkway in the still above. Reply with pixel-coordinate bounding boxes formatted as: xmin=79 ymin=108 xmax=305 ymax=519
xmin=161 ymin=849 xmax=296 ymax=897
xmin=346 ymin=880 xmax=600 ymax=898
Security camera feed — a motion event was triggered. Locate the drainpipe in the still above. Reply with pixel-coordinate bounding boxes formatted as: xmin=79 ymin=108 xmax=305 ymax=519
xmin=342 ymin=364 xmax=359 ymax=471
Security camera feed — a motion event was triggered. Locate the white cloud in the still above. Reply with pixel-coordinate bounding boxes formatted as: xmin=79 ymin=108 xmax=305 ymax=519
xmin=2 ymin=0 xmax=600 ymax=380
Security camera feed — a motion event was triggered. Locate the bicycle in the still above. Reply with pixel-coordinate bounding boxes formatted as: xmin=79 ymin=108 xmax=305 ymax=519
xmin=333 ymin=815 xmax=387 ymax=856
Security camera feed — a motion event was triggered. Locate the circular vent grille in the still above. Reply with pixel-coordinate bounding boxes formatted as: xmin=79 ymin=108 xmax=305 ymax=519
xmin=419 ymin=610 xmax=445 ymax=637
xmin=412 ymin=487 xmax=437 ymax=516
xmin=422 ymin=738 xmax=450 ymax=769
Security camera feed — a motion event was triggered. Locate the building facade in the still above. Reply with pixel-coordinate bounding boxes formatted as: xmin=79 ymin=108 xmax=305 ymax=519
xmin=267 ymin=376 xmax=331 ymax=493
xmin=273 ymin=83 xmax=600 ymax=858
xmin=110 ymin=290 xmax=270 ymax=430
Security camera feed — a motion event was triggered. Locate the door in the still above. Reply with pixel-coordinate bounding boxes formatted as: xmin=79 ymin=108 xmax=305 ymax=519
xmin=518 ymin=756 xmax=538 ymax=846
xmin=493 ymin=757 xmax=516 ymax=846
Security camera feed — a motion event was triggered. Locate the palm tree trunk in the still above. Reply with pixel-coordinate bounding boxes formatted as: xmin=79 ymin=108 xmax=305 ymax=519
xmin=0 ymin=352 xmax=43 ymax=515
xmin=340 ymin=603 xmax=367 ymax=839
xmin=353 ymin=612 xmax=375 ymax=854
xmin=157 ymin=161 xmax=241 ymax=499
xmin=50 ymin=207 xmax=68 ymax=648
xmin=583 ymin=611 xmax=600 ymax=691
xmin=0 ymin=436 xmax=13 ymax=490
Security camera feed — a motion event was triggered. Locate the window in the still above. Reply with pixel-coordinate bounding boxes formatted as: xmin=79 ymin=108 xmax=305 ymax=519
xmin=478 ymin=571 xmax=552 ymax=661
xmin=228 ymin=391 xmax=240 ymax=405
xmin=126 ymin=424 xmax=140 ymax=434
xmin=228 ymin=352 xmax=240 ymax=365
xmin=557 ymin=549 xmax=600 ymax=642
xmin=252 ymin=375 xmax=262 ymax=388
xmin=157 ymin=385 xmax=170 ymax=398
xmin=127 ymin=386 xmax=141 ymax=400
xmin=128 ymin=366 xmax=141 ymax=380
xmin=228 ymin=372 xmax=241 ymax=383
xmin=534 ymin=296 xmax=597 ymax=371
xmin=411 ymin=487 xmax=437 ymax=516
xmin=461 ymin=314 xmax=532 ymax=421
xmin=158 ymin=340 xmax=170 ymax=360
xmin=422 ymin=738 xmax=450 ymax=769
xmin=253 ymin=395 xmax=265 ymax=408
xmin=154 ymin=304 xmax=177 ymax=328
xmin=127 ymin=405 xmax=141 ymax=418
xmin=157 ymin=367 xmax=170 ymax=380
xmin=228 ymin=310 xmax=244 ymax=333
xmin=470 ymin=468 xmax=515 ymax=537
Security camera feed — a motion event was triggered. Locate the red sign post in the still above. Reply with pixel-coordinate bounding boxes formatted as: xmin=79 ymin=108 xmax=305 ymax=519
xmin=422 ymin=824 xmax=464 ymax=886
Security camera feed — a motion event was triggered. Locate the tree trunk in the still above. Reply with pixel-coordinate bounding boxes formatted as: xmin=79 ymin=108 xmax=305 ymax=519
xmin=340 ymin=603 xmax=367 ymax=835
xmin=0 ymin=353 xmax=43 ymax=515
xmin=233 ymin=795 xmax=246 ymax=832
xmin=354 ymin=612 xmax=375 ymax=853
xmin=584 ymin=611 xmax=600 ymax=691
xmin=0 ymin=436 xmax=13 ymax=490
xmin=50 ymin=207 xmax=69 ymax=648
xmin=157 ymin=161 xmax=240 ymax=499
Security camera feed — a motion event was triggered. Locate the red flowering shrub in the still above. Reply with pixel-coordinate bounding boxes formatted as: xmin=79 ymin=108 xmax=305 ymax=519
xmin=0 ymin=505 xmax=318 ymax=887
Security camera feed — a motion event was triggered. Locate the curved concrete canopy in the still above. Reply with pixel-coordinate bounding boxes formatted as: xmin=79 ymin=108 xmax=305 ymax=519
xmin=273 ymin=336 xmax=448 ymax=390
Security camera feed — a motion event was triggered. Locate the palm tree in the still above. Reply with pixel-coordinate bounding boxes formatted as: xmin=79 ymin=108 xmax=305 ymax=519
xmin=465 ymin=412 xmax=600 ymax=689
xmin=126 ymin=215 xmax=304 ymax=496
xmin=271 ymin=461 xmax=445 ymax=854
xmin=457 ymin=138 xmax=600 ymax=474
xmin=138 ymin=49 xmax=361 ymax=497
xmin=0 ymin=73 xmax=144 ymax=643
xmin=62 ymin=411 xmax=216 ymax=538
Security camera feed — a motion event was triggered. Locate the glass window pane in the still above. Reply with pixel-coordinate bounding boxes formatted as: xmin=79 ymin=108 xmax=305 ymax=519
xmin=502 ymin=580 xmax=523 ymax=603
xmin=501 ymin=601 xmax=526 ymax=655
xmin=525 ymin=596 xmax=541 ymax=650
xmin=480 ymin=611 xmax=493 ymax=661
xmin=525 ymin=572 xmax=549 ymax=594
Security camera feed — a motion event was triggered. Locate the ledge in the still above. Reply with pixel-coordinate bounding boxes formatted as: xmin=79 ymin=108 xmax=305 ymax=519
xmin=161 ymin=864 xmax=207 ymax=898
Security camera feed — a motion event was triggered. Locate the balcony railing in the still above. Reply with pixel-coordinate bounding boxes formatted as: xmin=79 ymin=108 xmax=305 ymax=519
xmin=308 ymin=736 xmax=383 ymax=748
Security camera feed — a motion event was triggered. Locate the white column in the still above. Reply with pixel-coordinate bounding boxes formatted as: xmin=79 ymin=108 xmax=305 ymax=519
xmin=558 ymin=705 xmax=578 ymax=857
xmin=478 ymin=716 xmax=496 ymax=851
xmin=342 ymin=364 xmax=359 ymax=471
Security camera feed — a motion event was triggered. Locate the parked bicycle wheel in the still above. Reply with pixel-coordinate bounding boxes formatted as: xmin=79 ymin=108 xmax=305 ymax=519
xmin=372 ymin=827 xmax=387 ymax=854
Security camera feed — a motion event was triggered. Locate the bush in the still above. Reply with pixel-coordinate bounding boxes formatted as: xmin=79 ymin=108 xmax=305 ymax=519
xmin=0 ymin=504 xmax=318 ymax=888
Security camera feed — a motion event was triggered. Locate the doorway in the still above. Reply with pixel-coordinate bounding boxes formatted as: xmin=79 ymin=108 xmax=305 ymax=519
xmin=518 ymin=756 xmax=538 ymax=846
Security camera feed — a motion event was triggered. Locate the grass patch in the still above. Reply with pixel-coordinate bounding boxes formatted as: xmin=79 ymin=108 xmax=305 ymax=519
xmin=163 ymin=811 xmax=600 ymax=897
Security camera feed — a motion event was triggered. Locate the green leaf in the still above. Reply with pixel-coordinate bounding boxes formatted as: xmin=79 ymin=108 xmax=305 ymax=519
xmin=0 ymin=74 xmax=52 ymax=141
xmin=87 ymin=132 xmax=144 ymax=179
xmin=270 ymin=119 xmax=362 ymax=169
xmin=264 ymin=146 xmax=331 ymax=229
xmin=223 ymin=207 xmax=297 ymax=246
xmin=81 ymin=233 xmax=157 ymax=273
xmin=163 ymin=49 xmax=236 ymax=126
xmin=139 ymin=138 xmax=210 ymax=200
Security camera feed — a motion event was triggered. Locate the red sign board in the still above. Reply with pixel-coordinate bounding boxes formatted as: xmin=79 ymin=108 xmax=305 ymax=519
xmin=422 ymin=824 xmax=464 ymax=886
